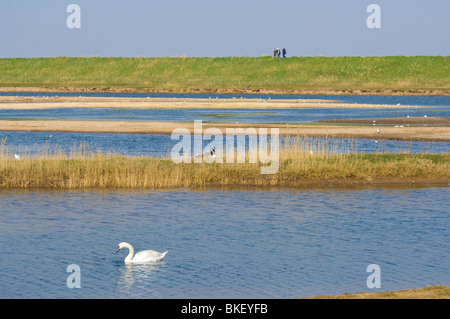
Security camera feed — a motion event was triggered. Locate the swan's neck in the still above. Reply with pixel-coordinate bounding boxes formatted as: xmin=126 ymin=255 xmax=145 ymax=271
xmin=123 ymin=244 xmax=134 ymax=262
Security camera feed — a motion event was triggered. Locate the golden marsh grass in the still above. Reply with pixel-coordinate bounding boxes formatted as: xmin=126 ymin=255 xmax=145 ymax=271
xmin=1 ymin=137 xmax=448 ymax=189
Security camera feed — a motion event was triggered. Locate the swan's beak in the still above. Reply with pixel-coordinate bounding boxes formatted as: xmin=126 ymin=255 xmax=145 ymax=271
xmin=116 ymin=246 xmax=121 ymax=254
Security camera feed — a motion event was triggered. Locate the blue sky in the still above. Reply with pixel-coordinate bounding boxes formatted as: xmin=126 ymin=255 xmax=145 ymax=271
xmin=1 ymin=0 xmax=449 ymax=58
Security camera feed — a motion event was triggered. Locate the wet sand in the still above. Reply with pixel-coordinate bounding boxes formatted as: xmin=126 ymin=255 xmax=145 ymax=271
xmin=0 ymin=119 xmax=449 ymax=141
xmin=0 ymin=95 xmax=426 ymax=109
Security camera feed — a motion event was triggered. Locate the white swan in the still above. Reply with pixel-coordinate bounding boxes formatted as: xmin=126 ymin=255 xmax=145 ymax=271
xmin=116 ymin=242 xmax=167 ymax=263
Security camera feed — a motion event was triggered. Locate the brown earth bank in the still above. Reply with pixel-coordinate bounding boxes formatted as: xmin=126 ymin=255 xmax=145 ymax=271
xmin=305 ymin=285 xmax=450 ymax=299
xmin=1 ymin=120 xmax=449 ymax=141
xmin=1 ymin=86 xmax=449 ymax=96
xmin=320 ymin=117 xmax=450 ymax=126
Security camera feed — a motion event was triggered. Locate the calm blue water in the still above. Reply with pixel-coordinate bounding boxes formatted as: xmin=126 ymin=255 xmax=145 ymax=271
xmin=0 ymin=186 xmax=448 ymax=299
xmin=0 ymin=92 xmax=449 ymax=123
xmin=0 ymin=106 xmax=448 ymax=124
xmin=1 ymin=130 xmax=448 ymax=157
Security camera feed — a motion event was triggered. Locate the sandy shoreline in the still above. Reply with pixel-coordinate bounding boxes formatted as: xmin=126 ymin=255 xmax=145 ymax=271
xmin=0 ymin=95 xmax=422 ymax=110
xmin=1 ymin=119 xmax=449 ymax=142
xmin=306 ymin=285 xmax=450 ymax=299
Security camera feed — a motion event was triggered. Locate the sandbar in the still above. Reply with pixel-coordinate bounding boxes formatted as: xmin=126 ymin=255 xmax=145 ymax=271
xmin=0 ymin=95 xmax=428 ymax=110
xmin=0 ymin=120 xmax=449 ymax=142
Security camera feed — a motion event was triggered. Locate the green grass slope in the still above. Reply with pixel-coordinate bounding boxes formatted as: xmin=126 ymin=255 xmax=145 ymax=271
xmin=0 ymin=56 xmax=448 ymax=94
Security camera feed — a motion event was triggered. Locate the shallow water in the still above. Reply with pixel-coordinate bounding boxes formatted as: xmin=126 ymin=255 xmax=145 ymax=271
xmin=0 ymin=186 xmax=448 ymax=298
xmin=1 ymin=130 xmax=448 ymax=158
xmin=0 ymin=106 xmax=448 ymax=124
xmin=0 ymin=92 xmax=449 ymax=124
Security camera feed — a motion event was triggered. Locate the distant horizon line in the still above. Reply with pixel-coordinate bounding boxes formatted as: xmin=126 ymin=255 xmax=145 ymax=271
xmin=1 ymin=55 xmax=448 ymax=59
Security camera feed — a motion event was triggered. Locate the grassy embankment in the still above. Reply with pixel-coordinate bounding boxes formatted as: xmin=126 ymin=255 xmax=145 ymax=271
xmin=0 ymin=56 xmax=449 ymax=94
xmin=1 ymin=138 xmax=448 ymax=189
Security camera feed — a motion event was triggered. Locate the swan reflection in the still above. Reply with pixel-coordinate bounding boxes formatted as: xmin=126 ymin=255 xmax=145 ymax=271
xmin=117 ymin=261 xmax=166 ymax=297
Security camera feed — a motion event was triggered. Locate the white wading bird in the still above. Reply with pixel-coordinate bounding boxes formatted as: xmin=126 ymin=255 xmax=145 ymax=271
xmin=116 ymin=242 xmax=167 ymax=263
xmin=14 ymin=154 xmax=22 ymax=160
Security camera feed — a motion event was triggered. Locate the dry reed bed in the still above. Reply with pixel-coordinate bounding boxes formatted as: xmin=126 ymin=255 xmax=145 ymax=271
xmin=1 ymin=139 xmax=448 ymax=189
